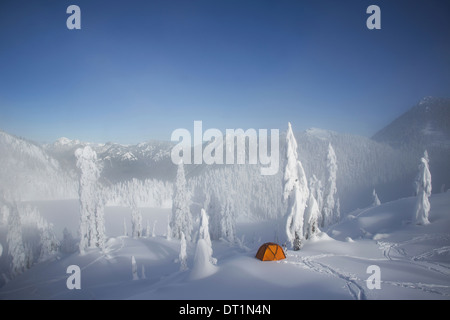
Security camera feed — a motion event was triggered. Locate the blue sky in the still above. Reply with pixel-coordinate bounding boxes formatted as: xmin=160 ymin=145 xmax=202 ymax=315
xmin=0 ymin=0 xmax=449 ymax=144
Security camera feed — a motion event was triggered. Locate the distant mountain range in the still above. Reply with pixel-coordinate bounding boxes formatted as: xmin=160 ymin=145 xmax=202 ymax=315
xmin=1 ymin=97 xmax=449 ymax=215
xmin=44 ymin=138 xmax=175 ymax=184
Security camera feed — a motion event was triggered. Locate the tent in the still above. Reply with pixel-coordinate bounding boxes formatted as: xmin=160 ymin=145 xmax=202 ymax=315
xmin=255 ymin=242 xmax=286 ymax=261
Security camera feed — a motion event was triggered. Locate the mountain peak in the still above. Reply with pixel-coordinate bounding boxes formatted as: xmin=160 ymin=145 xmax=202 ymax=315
xmin=372 ymin=97 xmax=450 ymax=149
xmin=55 ymin=137 xmax=79 ymax=146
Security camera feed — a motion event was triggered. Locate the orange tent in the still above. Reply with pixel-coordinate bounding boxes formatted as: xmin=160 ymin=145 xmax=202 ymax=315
xmin=255 ymin=242 xmax=286 ymax=261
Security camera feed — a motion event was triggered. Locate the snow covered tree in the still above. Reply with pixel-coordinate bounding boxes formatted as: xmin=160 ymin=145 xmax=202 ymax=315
xmin=283 ymin=123 xmax=309 ymax=250
xmin=190 ymin=209 xmax=217 ymax=280
xmin=95 ymin=193 xmax=106 ymax=250
xmin=131 ymin=255 xmax=138 ymax=280
xmin=309 ymin=175 xmax=324 ymax=214
xmin=75 ymin=146 xmax=104 ymax=254
xmin=322 ymin=143 xmax=339 ymax=228
xmin=205 ymin=190 xmax=221 ymax=240
xmin=1 ymin=205 xmax=9 ymax=225
xmin=60 ymin=227 xmax=77 ymax=254
xmin=7 ymin=204 xmax=26 ymax=276
xmin=198 ymin=208 xmax=217 ymax=265
xmin=170 ymin=161 xmax=193 ymax=241
xmin=152 ymin=220 xmax=157 ymax=238
xmin=372 ymin=189 xmax=381 ymax=206
xmin=37 ymin=218 xmax=59 ymax=260
xmin=179 ymin=232 xmax=188 ymax=271
xmin=414 ymin=151 xmax=432 ymax=225
xmin=219 ymin=197 xmax=236 ymax=243
xmin=166 ymin=221 xmax=172 ymax=241
xmin=304 ymin=193 xmax=321 ymax=240
xmin=123 ymin=218 xmax=128 ymax=236
xmin=146 ymin=219 xmax=151 ymax=238
xmin=130 ymin=199 xmax=142 ymax=239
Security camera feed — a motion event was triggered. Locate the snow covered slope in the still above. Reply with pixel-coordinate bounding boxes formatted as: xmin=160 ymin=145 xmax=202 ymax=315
xmin=1 ymin=193 xmax=449 ymax=300
xmin=373 ymin=97 xmax=450 ymax=149
xmin=0 ymin=131 xmax=77 ymax=201
xmin=373 ymin=97 xmax=450 ymax=193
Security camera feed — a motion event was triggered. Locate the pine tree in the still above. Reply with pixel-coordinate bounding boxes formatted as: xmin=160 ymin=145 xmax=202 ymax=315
xmin=146 ymin=219 xmax=151 ymax=238
xmin=7 ymin=204 xmax=26 ymax=276
xmin=152 ymin=220 xmax=157 ymax=238
xmin=123 ymin=217 xmax=128 ymax=237
xmin=322 ymin=143 xmax=339 ymax=228
xmin=205 ymin=190 xmax=221 ymax=240
xmin=95 ymin=193 xmax=106 ymax=250
xmin=198 ymin=208 xmax=217 ymax=265
xmin=310 ymin=175 xmax=324 ymax=214
xmin=131 ymin=255 xmax=139 ymax=280
xmin=372 ymin=189 xmax=381 ymax=206
xmin=170 ymin=161 xmax=193 ymax=241
xmin=38 ymin=218 xmax=59 ymax=260
xmin=130 ymin=199 xmax=142 ymax=238
xmin=166 ymin=220 xmax=172 ymax=241
xmin=414 ymin=151 xmax=432 ymax=225
xmin=283 ymin=123 xmax=309 ymax=250
xmin=179 ymin=232 xmax=188 ymax=271
xmin=61 ymin=227 xmax=77 ymax=254
xmin=219 ymin=197 xmax=236 ymax=243
xmin=304 ymin=193 xmax=321 ymax=240
xmin=75 ymin=146 xmax=104 ymax=254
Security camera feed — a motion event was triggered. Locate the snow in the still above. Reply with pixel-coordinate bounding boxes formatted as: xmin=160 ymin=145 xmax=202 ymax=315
xmin=0 ymin=192 xmax=449 ymax=299
xmin=189 ymin=239 xmax=217 ymax=280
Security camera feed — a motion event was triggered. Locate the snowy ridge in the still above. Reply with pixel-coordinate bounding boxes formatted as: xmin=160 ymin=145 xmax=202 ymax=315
xmin=0 ymin=131 xmax=77 ymax=201
xmin=373 ymin=97 xmax=450 ymax=149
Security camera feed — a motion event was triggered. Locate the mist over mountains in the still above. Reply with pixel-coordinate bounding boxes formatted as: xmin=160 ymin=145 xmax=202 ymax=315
xmin=1 ymin=97 xmax=449 ymax=217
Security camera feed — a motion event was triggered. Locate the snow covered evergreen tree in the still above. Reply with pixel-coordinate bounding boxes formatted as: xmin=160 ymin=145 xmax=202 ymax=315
xmin=283 ymin=122 xmax=309 ymax=250
xmin=7 ymin=204 xmax=26 ymax=276
xmin=146 ymin=219 xmax=151 ymax=238
xmin=123 ymin=218 xmax=128 ymax=237
xmin=152 ymin=220 xmax=157 ymax=238
xmin=95 ymin=193 xmax=106 ymax=250
xmin=372 ymin=189 xmax=381 ymax=206
xmin=414 ymin=151 xmax=432 ymax=225
xmin=198 ymin=208 xmax=217 ymax=265
xmin=190 ymin=208 xmax=218 ymax=279
xmin=219 ymin=197 xmax=236 ymax=243
xmin=36 ymin=217 xmax=59 ymax=260
xmin=60 ymin=227 xmax=77 ymax=254
xmin=322 ymin=143 xmax=339 ymax=228
xmin=304 ymin=193 xmax=321 ymax=240
xmin=131 ymin=255 xmax=138 ymax=280
xmin=141 ymin=265 xmax=146 ymax=279
xmin=170 ymin=161 xmax=193 ymax=241
xmin=75 ymin=146 xmax=104 ymax=253
xmin=179 ymin=232 xmax=188 ymax=271
xmin=205 ymin=190 xmax=221 ymax=240
xmin=309 ymin=175 xmax=324 ymax=214
xmin=1 ymin=205 xmax=9 ymax=225
xmin=130 ymin=198 xmax=142 ymax=238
